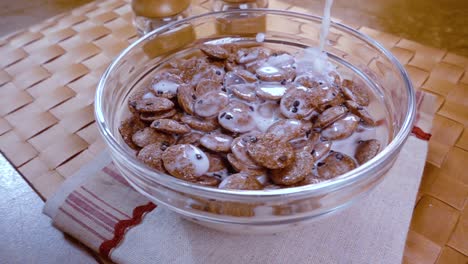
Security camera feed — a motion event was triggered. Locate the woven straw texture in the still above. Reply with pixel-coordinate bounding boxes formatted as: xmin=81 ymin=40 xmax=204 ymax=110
xmin=0 ymin=0 xmax=466 ymax=262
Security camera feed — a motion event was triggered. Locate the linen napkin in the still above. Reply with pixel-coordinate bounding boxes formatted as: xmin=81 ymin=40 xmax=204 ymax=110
xmin=44 ymin=91 xmax=435 ymax=264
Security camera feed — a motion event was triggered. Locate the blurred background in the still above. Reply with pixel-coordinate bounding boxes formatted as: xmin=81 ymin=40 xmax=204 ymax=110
xmin=0 ymin=0 xmax=93 ymax=35
xmin=1 ymin=0 xmax=467 ymax=56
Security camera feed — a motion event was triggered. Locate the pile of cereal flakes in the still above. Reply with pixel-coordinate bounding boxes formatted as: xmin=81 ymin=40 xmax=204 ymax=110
xmin=119 ymin=43 xmax=381 ymax=190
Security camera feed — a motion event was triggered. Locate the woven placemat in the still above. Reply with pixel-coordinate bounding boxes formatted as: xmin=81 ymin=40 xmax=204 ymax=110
xmin=0 ymin=0 xmax=466 ymax=262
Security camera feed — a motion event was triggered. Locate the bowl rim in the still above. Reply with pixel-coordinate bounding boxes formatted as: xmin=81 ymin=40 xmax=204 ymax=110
xmin=95 ymin=8 xmax=416 ymax=199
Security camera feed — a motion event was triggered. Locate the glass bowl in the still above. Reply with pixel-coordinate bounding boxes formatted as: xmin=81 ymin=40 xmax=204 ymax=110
xmin=95 ymin=9 xmax=415 ymax=233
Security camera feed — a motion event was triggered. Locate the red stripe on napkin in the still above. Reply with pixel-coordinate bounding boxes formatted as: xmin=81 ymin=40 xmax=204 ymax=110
xmin=99 ymin=202 xmax=157 ymax=259
xmin=103 ymin=166 xmax=131 ymax=187
xmin=411 ymin=126 xmax=431 ymax=141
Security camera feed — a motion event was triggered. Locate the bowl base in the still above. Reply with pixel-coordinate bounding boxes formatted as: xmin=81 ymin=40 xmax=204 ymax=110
xmin=178 ymin=198 xmax=356 ymax=234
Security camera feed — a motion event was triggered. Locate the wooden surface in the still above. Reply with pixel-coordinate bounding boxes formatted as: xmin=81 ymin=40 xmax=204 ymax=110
xmin=2 ymin=1 xmax=467 ymax=57
xmin=0 ymin=154 xmax=97 ymax=263
xmin=0 ymin=0 xmax=94 ymax=37
xmin=0 ymin=0 xmax=466 ymax=263
xmin=287 ymin=0 xmax=468 ymax=57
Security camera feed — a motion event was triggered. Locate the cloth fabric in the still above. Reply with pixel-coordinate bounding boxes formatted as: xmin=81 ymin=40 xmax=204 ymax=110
xmin=44 ymin=92 xmax=435 ymax=264
xmin=44 ymin=137 xmax=427 ymax=264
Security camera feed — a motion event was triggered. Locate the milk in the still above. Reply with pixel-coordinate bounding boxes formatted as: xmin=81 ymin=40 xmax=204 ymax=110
xmin=319 ymin=0 xmax=334 ymax=52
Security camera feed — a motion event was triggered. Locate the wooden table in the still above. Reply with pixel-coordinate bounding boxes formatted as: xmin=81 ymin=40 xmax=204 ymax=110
xmin=0 ymin=0 xmax=466 ymax=263
xmin=0 ymin=154 xmax=98 ymax=263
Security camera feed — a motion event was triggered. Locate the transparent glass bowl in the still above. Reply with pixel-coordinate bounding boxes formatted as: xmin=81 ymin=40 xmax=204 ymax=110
xmin=95 ymin=9 xmax=415 ymax=233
